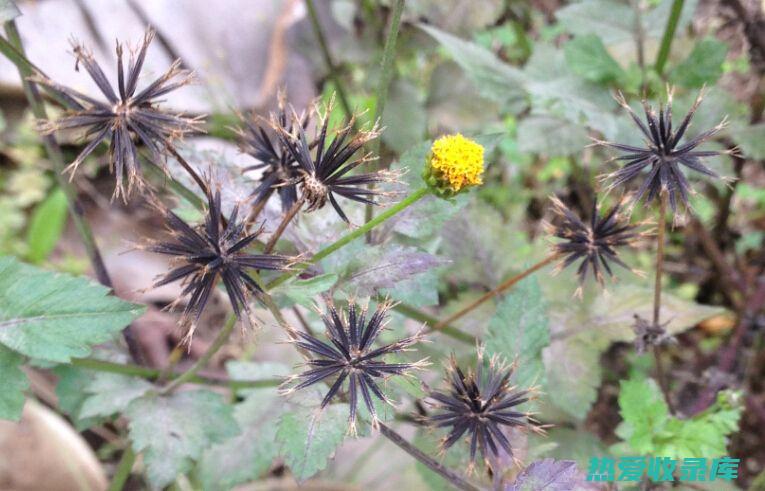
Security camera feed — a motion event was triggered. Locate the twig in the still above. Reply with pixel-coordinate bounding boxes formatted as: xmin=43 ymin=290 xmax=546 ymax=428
xmin=652 ymin=192 xmax=674 ymax=413
xmin=1 ymin=22 xmax=143 ymax=364
xmin=434 ymin=254 xmax=558 ymax=330
xmin=392 ymin=302 xmax=476 ymax=344
xmin=264 ymin=195 xmax=306 ymax=253
xmin=378 ymin=423 xmax=481 ymax=491
xmin=266 ymin=187 xmax=430 ymax=290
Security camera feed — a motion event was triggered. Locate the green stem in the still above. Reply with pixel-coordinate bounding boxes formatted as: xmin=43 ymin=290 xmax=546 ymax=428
xmin=1 ymin=22 xmax=142 ymax=364
xmin=366 ymin=0 xmax=406 ymax=230
xmin=654 ymin=0 xmax=685 ymax=75
xmin=107 ymin=447 xmax=135 ymax=491
xmin=160 ymin=314 xmax=237 ymax=394
xmin=305 ymin=0 xmax=353 ymax=119
xmin=392 ymin=303 xmax=475 ymax=345
xmin=267 ymin=187 xmax=430 ymax=290
xmin=70 ymin=357 xmax=280 ymax=390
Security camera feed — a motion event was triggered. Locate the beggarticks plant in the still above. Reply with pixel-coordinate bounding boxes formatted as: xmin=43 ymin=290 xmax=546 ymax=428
xmin=0 ymin=4 xmax=750 ymax=490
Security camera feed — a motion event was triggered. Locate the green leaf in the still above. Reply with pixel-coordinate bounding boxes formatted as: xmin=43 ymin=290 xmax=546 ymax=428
xmin=200 ymin=362 xmax=289 ymax=490
xmin=0 ymin=256 xmax=144 ymax=362
xmin=53 ymin=365 xmax=104 ymax=430
xmin=79 ymin=373 xmax=153 ymax=419
xmin=556 ymin=0 xmax=698 ymax=45
xmin=485 ymin=276 xmax=549 ymax=390
xmin=382 ymin=79 xmax=427 ymax=154
xmin=669 ymin=38 xmax=728 ymax=88
xmin=543 ymin=278 xmax=725 ymax=421
xmin=0 ymin=1 xmax=19 ymax=22
xmin=731 ymin=122 xmax=765 ymax=160
xmin=276 ymin=404 xmax=348 ymax=481
xmin=126 ymin=390 xmax=240 ymax=488
xmin=564 ymin=34 xmax=626 ymax=83
xmin=517 ymin=116 xmax=589 ymax=156
xmin=25 ymin=187 xmax=68 ymax=264
xmin=525 ymin=44 xmax=618 ymax=138
xmin=419 ymin=24 xmax=528 ymax=114
xmin=271 ymin=274 xmax=338 ymax=308
xmin=0 ymin=344 xmax=27 ymax=420
xmin=614 ymin=376 xmax=742 ymax=458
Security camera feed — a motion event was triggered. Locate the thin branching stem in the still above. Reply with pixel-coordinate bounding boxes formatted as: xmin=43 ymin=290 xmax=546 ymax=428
xmin=653 ymin=191 xmax=674 ymax=413
xmin=1 ymin=22 xmax=143 ymax=363
xmin=264 ymin=195 xmax=306 ymax=253
xmin=160 ymin=314 xmax=237 ymax=394
xmin=378 ymin=423 xmax=481 ymax=491
xmin=434 ymin=254 xmax=559 ymax=329
xmin=655 ymin=0 xmax=685 ymax=74
xmin=267 ymin=187 xmax=430 ymax=290
xmin=305 ymin=0 xmax=353 ymax=119
xmin=164 ymin=143 xmax=210 ymax=196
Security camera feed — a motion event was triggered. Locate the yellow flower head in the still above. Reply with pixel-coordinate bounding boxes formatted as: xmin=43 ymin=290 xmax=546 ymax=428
xmin=424 ymin=134 xmax=484 ymax=197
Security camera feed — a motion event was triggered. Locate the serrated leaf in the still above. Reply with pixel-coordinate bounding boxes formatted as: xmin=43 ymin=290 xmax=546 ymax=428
xmin=53 ymin=365 xmax=105 ymax=430
xmin=731 ymin=122 xmax=765 ymax=160
xmin=525 ymin=44 xmax=618 ymax=138
xmin=0 ymin=0 xmax=19 ymax=22
xmin=271 ymin=274 xmax=338 ymax=308
xmin=485 ymin=276 xmax=549 ymax=389
xmin=517 ymin=116 xmax=589 ymax=156
xmin=0 ymin=256 xmax=144 ymax=362
xmin=126 ymin=390 xmax=240 ymax=489
xmin=543 ymin=278 xmax=725 ymax=420
xmin=79 ymin=373 xmax=153 ymax=419
xmin=508 ymin=459 xmax=594 ymax=491
xmin=25 ymin=187 xmax=68 ymax=264
xmin=669 ymin=38 xmax=728 ymax=88
xmin=419 ymin=24 xmax=528 ymax=114
xmin=556 ymin=0 xmax=698 ymax=45
xmin=0 ymin=344 xmax=27 ymax=420
xmin=276 ymin=404 xmax=348 ymax=481
xmin=564 ymin=34 xmax=626 ymax=83
xmin=200 ymin=362 xmax=289 ymax=491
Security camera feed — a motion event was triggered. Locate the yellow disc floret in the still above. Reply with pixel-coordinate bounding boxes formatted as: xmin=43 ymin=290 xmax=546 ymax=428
xmin=424 ymin=134 xmax=484 ymax=197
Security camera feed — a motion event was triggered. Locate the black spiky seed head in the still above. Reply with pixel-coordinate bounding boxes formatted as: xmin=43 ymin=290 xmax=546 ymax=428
xmin=597 ymin=89 xmax=728 ymax=215
xmin=426 ymin=350 xmax=540 ymax=467
xmin=238 ymin=92 xmax=308 ymax=212
xmin=32 ymin=29 xmax=202 ymax=201
xmin=282 ymin=299 xmax=425 ymax=432
xmin=546 ymin=196 xmax=646 ymax=294
xmin=276 ymin=96 xmax=399 ymax=223
xmin=144 ymin=180 xmax=294 ymax=344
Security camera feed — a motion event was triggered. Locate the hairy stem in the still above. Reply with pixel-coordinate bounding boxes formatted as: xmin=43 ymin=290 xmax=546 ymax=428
xmin=435 ymin=254 xmax=558 ymax=329
xmin=107 ymin=447 xmax=135 ymax=491
xmin=1 ymin=22 xmax=143 ymax=364
xmin=264 ymin=195 xmax=306 ymax=253
xmin=160 ymin=314 xmax=237 ymax=394
xmin=70 ymin=357 xmax=280 ymax=390
xmin=378 ymin=423 xmax=481 ymax=491
xmin=655 ymin=0 xmax=685 ymax=74
xmin=365 ymin=0 xmax=406 ymax=230
xmin=305 ymin=0 xmax=353 ymax=119
xmin=267 ymin=187 xmax=430 ymax=290
xmin=653 ymin=192 xmax=674 ymax=413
